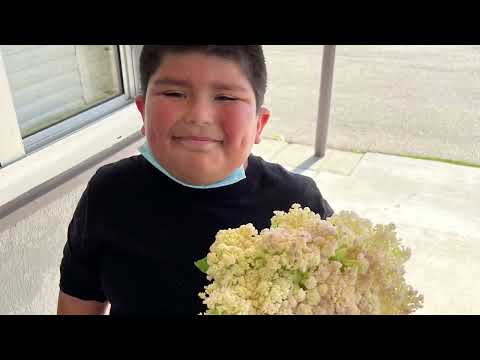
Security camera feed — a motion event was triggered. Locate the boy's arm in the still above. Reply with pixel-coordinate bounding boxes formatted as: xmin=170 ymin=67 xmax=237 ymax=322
xmin=59 ymin=177 xmax=108 ymax=314
xmin=304 ymin=177 xmax=334 ymax=219
xmin=57 ymin=290 xmax=109 ymax=315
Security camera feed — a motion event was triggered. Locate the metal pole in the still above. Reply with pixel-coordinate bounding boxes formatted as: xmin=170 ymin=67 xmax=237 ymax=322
xmin=314 ymin=45 xmax=336 ymax=158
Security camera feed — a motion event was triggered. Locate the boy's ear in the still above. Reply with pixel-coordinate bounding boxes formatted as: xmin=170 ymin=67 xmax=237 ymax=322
xmin=254 ymin=106 xmax=271 ymax=144
xmin=135 ymin=95 xmax=146 ymax=136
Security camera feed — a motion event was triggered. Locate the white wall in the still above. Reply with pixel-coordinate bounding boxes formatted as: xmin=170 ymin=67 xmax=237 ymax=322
xmin=0 ymin=136 xmax=143 ymax=314
xmin=0 ymin=185 xmax=84 ymax=314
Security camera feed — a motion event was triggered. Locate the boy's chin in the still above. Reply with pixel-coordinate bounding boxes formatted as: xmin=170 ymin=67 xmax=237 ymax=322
xmin=177 ymin=170 xmax=232 ymax=186
xmin=176 ymin=158 xmax=244 ymax=183
xmin=172 ymin=162 xmax=240 ymax=186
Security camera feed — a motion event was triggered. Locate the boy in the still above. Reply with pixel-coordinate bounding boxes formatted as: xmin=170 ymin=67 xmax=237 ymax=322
xmin=57 ymin=45 xmax=333 ymax=316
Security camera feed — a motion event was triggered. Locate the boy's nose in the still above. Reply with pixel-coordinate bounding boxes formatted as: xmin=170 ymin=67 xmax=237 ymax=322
xmin=184 ymin=98 xmax=214 ymax=126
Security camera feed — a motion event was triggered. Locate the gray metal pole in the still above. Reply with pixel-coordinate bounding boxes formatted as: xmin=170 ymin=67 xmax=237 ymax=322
xmin=314 ymin=45 xmax=336 ymax=158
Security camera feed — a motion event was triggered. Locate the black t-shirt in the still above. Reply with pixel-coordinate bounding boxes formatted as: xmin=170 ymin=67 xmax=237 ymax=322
xmin=59 ymin=154 xmax=333 ymax=316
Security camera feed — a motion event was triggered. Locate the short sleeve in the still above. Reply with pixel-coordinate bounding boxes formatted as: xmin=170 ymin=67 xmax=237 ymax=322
xmin=303 ymin=177 xmax=334 ymax=220
xmin=59 ymin=180 xmax=106 ymax=302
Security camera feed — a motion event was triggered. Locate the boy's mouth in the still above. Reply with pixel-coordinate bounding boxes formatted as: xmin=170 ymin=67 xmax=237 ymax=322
xmin=172 ymin=136 xmax=223 ymax=150
xmin=173 ymin=136 xmax=222 ymax=142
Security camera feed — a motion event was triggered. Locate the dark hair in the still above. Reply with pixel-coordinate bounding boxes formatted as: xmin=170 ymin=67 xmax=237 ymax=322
xmin=138 ymin=45 xmax=267 ymax=112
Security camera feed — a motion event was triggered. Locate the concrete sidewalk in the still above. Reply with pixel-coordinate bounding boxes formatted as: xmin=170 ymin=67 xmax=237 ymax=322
xmin=262 ymin=45 xmax=480 ymax=165
xmin=252 ymin=138 xmax=480 ymax=315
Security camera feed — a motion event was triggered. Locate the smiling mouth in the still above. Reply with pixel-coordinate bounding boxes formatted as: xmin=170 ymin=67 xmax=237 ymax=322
xmin=173 ymin=136 xmax=222 ymax=143
xmin=172 ymin=136 xmax=223 ymax=150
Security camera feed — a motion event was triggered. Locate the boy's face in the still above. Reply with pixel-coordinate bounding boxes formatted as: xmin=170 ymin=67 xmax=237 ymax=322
xmin=135 ymin=52 xmax=270 ymax=186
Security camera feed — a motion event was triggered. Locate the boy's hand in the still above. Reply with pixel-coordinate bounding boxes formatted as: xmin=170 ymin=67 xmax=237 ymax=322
xmin=57 ymin=290 xmax=109 ymax=315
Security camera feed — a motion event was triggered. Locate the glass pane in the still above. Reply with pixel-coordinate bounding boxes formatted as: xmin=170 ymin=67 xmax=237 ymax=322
xmin=0 ymin=45 xmax=123 ymax=138
xmin=329 ymin=45 xmax=480 ymax=165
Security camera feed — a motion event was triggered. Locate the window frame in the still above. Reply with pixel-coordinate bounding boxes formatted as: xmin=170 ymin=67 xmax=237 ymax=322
xmin=0 ymin=45 xmax=140 ymax=164
xmin=0 ymin=50 xmax=25 ymax=167
xmin=0 ymin=45 xmax=143 ymax=208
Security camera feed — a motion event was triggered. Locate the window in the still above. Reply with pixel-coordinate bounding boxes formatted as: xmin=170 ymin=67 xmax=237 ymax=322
xmin=0 ymin=45 xmax=140 ymax=166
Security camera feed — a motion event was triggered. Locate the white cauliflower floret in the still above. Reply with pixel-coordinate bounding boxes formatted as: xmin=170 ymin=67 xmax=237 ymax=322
xmin=198 ymin=204 xmax=423 ymax=315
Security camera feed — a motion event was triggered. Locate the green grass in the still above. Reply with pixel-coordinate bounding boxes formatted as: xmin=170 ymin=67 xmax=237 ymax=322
xmin=362 ymin=149 xmax=480 ymax=169
xmin=329 ymin=146 xmax=480 ymax=168
xmin=346 ymin=148 xmax=365 ymax=155
xmin=396 ymin=153 xmax=480 ymax=169
xmin=262 ymin=138 xmax=480 ymax=169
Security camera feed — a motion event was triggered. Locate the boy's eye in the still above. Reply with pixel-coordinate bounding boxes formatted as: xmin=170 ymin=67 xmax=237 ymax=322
xmin=216 ymin=95 xmax=237 ymax=101
xmin=163 ymin=92 xmax=185 ymax=98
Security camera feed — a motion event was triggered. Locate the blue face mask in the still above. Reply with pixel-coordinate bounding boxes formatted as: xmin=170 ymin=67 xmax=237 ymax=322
xmin=138 ymin=142 xmax=246 ymax=189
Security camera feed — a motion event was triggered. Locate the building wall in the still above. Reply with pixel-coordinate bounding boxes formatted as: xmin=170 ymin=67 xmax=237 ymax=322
xmin=0 ymin=136 xmax=143 ymax=314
